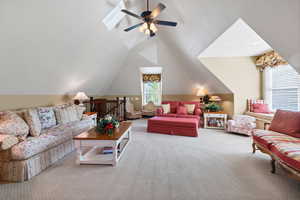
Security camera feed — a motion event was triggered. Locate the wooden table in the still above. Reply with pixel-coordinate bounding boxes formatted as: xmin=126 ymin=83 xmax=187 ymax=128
xmin=73 ymin=121 xmax=132 ymax=166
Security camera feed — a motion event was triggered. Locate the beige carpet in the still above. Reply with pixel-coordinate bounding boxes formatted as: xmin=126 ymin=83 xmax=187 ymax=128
xmin=1 ymin=119 xmax=299 ymax=200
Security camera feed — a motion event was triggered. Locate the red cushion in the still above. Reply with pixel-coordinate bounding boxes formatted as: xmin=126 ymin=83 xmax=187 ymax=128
xmin=177 ymin=106 xmax=187 ymax=115
xmin=270 ymin=143 xmax=300 ymax=171
xmin=269 ymin=110 xmax=300 ymax=138
xmin=253 ymin=103 xmax=271 ymax=114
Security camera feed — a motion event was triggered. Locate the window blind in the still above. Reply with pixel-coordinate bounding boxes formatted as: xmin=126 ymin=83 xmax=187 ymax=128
xmin=270 ymin=65 xmax=300 ymax=111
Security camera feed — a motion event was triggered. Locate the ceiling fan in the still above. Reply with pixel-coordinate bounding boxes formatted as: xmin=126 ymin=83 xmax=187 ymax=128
xmin=121 ymin=0 xmax=178 ymax=37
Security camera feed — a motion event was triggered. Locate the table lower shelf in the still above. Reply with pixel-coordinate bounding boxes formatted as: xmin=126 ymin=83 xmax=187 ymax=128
xmin=76 ymin=138 xmax=130 ymax=166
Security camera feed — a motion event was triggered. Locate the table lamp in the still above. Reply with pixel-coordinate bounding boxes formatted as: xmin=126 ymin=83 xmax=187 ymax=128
xmin=196 ymin=88 xmax=206 ymax=103
xmin=73 ymin=92 xmax=89 ymax=106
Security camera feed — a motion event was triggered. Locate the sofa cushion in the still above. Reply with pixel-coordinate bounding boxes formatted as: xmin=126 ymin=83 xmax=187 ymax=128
xmin=11 ymin=126 xmax=73 ymax=160
xmin=148 ymin=117 xmax=199 ymax=128
xmin=176 ymin=114 xmax=200 ymax=120
xmin=252 ymin=129 xmax=300 ymax=149
xmin=75 ymin=106 xmax=86 ymax=120
xmin=162 ymin=101 xmax=179 ymax=113
xmin=184 ymin=104 xmax=195 ymax=114
xmin=54 ymin=105 xmax=79 ymax=124
xmin=0 ymin=111 xmax=29 ymax=139
xmin=24 ymin=108 xmax=42 ymax=137
xmin=157 ymin=113 xmax=177 ymax=118
xmin=38 ymin=107 xmax=57 ymax=129
xmin=271 ymin=142 xmax=300 ymax=171
xmin=68 ymin=119 xmax=93 ymax=136
xmin=177 ymin=106 xmax=188 ymax=115
xmin=269 ymin=110 xmax=300 ymax=138
xmin=0 ymin=134 xmax=18 ymax=150
xmin=161 ymin=104 xmax=170 ymax=114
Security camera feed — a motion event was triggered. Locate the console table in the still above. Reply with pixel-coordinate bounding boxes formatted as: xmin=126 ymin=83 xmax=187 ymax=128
xmin=204 ymin=112 xmax=227 ymax=130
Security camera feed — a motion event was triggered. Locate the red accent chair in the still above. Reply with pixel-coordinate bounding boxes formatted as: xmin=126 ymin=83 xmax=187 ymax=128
xmin=156 ymin=101 xmax=204 ymax=127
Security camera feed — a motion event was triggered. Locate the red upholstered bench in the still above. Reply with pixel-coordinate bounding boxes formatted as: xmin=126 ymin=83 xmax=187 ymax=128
xmin=147 ymin=117 xmax=199 ymax=137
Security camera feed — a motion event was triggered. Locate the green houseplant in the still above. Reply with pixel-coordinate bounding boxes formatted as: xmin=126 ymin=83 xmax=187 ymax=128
xmin=205 ymin=103 xmax=221 ymax=112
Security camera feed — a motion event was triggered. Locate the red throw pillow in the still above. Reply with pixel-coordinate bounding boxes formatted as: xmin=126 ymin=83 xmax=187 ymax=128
xmin=269 ymin=110 xmax=300 ymax=138
xmin=177 ymin=106 xmax=187 ymax=115
xmin=253 ymin=103 xmax=271 ymax=114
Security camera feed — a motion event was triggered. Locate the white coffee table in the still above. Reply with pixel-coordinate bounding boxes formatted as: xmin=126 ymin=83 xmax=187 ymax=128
xmin=73 ymin=122 xmax=132 ymax=166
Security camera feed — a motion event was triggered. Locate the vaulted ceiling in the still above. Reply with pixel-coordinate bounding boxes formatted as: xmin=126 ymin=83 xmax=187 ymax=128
xmin=0 ymin=0 xmax=299 ymax=95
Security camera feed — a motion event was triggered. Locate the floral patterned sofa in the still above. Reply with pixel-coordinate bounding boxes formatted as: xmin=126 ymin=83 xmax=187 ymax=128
xmin=0 ymin=104 xmax=94 ymax=182
xmin=252 ymin=110 xmax=300 ymax=180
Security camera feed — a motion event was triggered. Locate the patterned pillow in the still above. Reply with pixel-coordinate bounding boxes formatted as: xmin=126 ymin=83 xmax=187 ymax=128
xmin=161 ymin=104 xmax=170 ymax=114
xmin=55 ymin=105 xmax=80 ymax=124
xmin=75 ymin=105 xmax=86 ymax=120
xmin=0 ymin=111 xmax=29 ymax=139
xmin=24 ymin=108 xmax=42 ymax=137
xmin=38 ymin=107 xmax=57 ymax=129
xmin=184 ymin=104 xmax=195 ymax=114
xmin=0 ymin=134 xmax=18 ymax=150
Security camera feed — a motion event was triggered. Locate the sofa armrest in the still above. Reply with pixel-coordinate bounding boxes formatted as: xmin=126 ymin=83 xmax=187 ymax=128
xmin=194 ymin=108 xmax=202 ymax=116
xmin=0 ymin=135 xmax=18 ymax=151
xmin=156 ymin=107 xmax=163 ymax=115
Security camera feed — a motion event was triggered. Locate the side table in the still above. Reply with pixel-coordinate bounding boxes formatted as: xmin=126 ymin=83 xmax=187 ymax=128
xmin=204 ymin=112 xmax=227 ymax=130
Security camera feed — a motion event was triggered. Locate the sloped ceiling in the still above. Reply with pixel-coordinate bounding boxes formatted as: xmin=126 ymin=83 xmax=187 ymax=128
xmin=198 ymin=19 xmax=273 ymax=58
xmin=0 ymin=0 xmax=299 ymax=95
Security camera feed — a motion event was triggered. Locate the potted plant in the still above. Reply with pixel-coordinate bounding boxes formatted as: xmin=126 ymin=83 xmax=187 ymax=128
xmin=205 ymin=103 xmax=221 ymax=112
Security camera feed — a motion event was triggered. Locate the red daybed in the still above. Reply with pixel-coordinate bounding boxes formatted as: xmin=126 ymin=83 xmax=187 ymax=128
xmin=252 ymin=110 xmax=300 ymax=180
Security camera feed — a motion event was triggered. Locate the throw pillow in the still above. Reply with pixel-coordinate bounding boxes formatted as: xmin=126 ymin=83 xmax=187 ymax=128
xmin=24 ymin=108 xmax=42 ymax=137
xmin=177 ymin=106 xmax=188 ymax=115
xmin=0 ymin=111 xmax=29 ymax=139
xmin=0 ymin=134 xmax=18 ymax=150
xmin=184 ymin=104 xmax=195 ymax=114
xmin=253 ymin=103 xmax=271 ymax=114
xmin=161 ymin=104 xmax=170 ymax=114
xmin=38 ymin=107 xmax=57 ymax=129
xmin=269 ymin=110 xmax=300 ymax=138
xmin=54 ymin=105 xmax=79 ymax=125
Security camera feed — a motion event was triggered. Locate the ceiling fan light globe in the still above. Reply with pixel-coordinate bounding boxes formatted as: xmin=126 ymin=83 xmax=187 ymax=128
xmin=150 ymin=23 xmax=157 ymax=32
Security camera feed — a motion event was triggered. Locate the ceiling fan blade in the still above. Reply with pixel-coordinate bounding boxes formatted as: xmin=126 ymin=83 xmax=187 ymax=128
xmin=150 ymin=3 xmax=166 ymax=18
xmin=155 ymin=20 xmax=177 ymax=27
xmin=121 ymin=9 xmax=142 ymax=19
xmin=124 ymin=22 xmax=144 ymax=32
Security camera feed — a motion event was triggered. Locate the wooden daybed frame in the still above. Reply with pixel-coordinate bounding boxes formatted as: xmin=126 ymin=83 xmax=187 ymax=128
xmin=252 ymin=141 xmax=300 ymax=181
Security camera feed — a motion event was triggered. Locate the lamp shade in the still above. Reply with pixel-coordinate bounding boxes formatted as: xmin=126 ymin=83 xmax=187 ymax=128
xmin=209 ymin=96 xmax=222 ymax=102
xmin=196 ymin=88 xmax=206 ymax=96
xmin=73 ymin=92 xmax=89 ymax=100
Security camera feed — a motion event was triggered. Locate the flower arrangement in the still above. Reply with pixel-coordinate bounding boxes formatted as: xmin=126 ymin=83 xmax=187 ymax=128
xmin=96 ymin=115 xmax=119 ymax=135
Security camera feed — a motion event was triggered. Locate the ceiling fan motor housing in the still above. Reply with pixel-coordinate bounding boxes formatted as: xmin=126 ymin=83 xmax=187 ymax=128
xmin=141 ymin=11 xmax=152 ymax=20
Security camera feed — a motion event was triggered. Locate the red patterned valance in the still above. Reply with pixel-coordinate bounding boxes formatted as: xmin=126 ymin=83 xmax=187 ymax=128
xmin=142 ymin=74 xmax=161 ymax=82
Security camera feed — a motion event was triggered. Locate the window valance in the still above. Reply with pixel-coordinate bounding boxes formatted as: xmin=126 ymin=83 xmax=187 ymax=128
xmin=142 ymin=74 xmax=161 ymax=82
xmin=256 ymin=50 xmax=288 ymax=71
